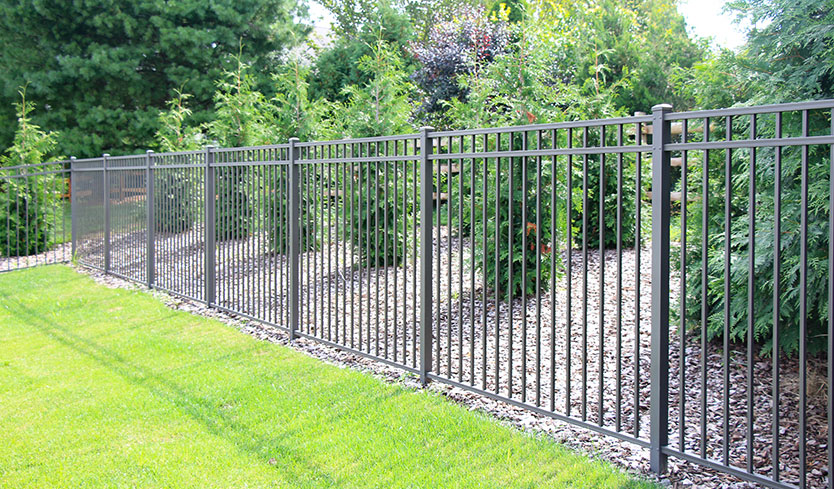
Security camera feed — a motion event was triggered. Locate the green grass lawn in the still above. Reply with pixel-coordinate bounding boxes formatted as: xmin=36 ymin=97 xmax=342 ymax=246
xmin=0 ymin=265 xmax=656 ymax=489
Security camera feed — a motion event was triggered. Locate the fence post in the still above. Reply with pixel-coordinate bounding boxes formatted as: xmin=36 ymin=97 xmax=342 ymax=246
xmin=146 ymin=150 xmax=155 ymax=288
xmin=102 ymin=153 xmax=110 ymax=274
xmin=288 ymin=138 xmax=300 ymax=340
xmin=70 ymin=157 xmax=77 ymax=260
xmin=650 ymin=103 xmax=673 ymax=474
xmin=205 ymin=146 xmax=216 ymax=306
xmin=419 ymin=126 xmax=434 ymax=387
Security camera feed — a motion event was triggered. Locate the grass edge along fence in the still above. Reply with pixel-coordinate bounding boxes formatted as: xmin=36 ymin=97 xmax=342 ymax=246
xmin=4 ymin=100 xmax=834 ymax=489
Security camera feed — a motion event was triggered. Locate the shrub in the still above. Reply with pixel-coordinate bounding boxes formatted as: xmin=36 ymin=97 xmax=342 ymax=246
xmin=0 ymin=88 xmax=60 ymax=257
xmin=153 ymin=169 xmax=196 ymax=233
xmin=265 ymin=167 xmax=318 ymax=255
xmin=350 ymin=163 xmax=416 ymax=266
xmin=214 ymin=168 xmax=254 ymax=240
xmin=441 ymin=17 xmax=636 ymax=297
xmin=333 ymin=40 xmax=417 ymax=266
xmin=153 ymin=90 xmax=203 ymax=234
xmin=568 ymin=131 xmax=640 ymax=250
xmin=467 ymin=152 xmax=561 ymax=300
xmin=0 ymin=176 xmax=56 ymax=256
xmin=207 ymin=59 xmax=278 ymax=241
xmin=408 ymin=5 xmax=509 ymax=125
xmin=685 ymin=114 xmax=832 ymax=356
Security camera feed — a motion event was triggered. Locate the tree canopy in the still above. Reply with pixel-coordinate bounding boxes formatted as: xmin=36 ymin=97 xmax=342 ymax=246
xmin=0 ymin=0 xmax=308 ymax=157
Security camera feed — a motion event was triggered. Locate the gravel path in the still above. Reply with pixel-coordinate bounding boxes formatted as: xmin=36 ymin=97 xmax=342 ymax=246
xmin=66 ymin=224 xmax=830 ymax=489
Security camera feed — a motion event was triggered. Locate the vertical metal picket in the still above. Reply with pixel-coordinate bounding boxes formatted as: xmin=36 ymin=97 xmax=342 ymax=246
xmin=288 ymin=138 xmax=300 ymax=341
xmin=205 ymin=146 xmax=216 ymax=306
xmin=650 ymin=104 xmax=673 ymax=473
xmin=103 ymin=153 xmax=110 ymax=274
xmin=146 ymin=150 xmax=155 ymax=288
xmin=419 ymin=127 xmax=434 ymax=386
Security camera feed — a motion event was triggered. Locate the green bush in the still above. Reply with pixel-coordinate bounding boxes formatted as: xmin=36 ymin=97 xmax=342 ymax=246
xmin=685 ymin=115 xmax=832 ymax=356
xmin=568 ymin=145 xmax=640 ymax=250
xmin=325 ymin=41 xmax=417 ymax=266
xmin=153 ymin=169 xmax=196 ymax=233
xmin=470 ymin=155 xmax=560 ymax=300
xmin=0 ymin=89 xmax=61 ymax=257
xmin=350 ymin=164 xmax=416 ymax=267
xmin=0 ymin=177 xmax=56 ymax=256
xmin=206 ymin=60 xmax=277 ymax=242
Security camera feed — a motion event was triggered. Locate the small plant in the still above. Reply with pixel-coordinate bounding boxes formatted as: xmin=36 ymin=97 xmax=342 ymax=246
xmin=153 ymin=90 xmax=201 ymax=233
xmin=207 ymin=58 xmax=277 ymax=241
xmin=0 ymin=87 xmax=61 ymax=256
xmin=336 ymin=40 xmax=418 ymax=266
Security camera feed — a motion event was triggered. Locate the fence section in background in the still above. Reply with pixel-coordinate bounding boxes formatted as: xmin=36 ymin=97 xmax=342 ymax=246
xmin=209 ymin=145 xmax=291 ymax=328
xmin=2 ymin=100 xmax=833 ymax=489
xmin=72 ymin=157 xmax=105 ymax=270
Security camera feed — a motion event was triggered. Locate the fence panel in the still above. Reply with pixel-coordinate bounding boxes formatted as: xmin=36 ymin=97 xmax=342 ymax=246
xmin=149 ymin=151 xmax=206 ymax=302
xmin=106 ymin=154 xmax=148 ymax=283
xmin=665 ymin=101 xmax=834 ymax=489
xmin=209 ymin=145 xmax=291 ymax=328
xmin=72 ymin=158 xmax=105 ymax=270
xmin=0 ymin=160 xmax=71 ymax=272
xmin=423 ymin=116 xmax=654 ymax=447
xmin=293 ymin=135 xmax=425 ymax=372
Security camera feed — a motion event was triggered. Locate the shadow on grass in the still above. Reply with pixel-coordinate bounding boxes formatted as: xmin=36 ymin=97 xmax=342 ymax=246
xmin=4 ymin=292 xmax=338 ymax=487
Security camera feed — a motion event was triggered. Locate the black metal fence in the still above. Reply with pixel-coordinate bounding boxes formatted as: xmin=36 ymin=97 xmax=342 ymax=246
xmin=3 ymin=100 xmax=834 ymax=489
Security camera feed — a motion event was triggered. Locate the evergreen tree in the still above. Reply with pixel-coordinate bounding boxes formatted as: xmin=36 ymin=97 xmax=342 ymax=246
xmin=0 ymin=0 xmax=308 ymax=157
xmin=309 ymin=0 xmax=414 ymax=103
xmin=0 ymin=88 xmax=61 ymax=256
xmin=675 ymin=0 xmax=834 ymax=355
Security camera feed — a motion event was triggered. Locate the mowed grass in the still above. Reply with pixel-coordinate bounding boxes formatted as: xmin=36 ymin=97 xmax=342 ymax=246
xmin=0 ymin=265 xmax=656 ymax=489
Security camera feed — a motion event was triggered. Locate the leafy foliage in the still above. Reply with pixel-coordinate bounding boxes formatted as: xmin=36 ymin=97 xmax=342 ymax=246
xmin=531 ymin=0 xmax=705 ymax=114
xmin=272 ymin=57 xmax=327 ymax=141
xmin=441 ymin=16 xmax=637 ymax=297
xmin=0 ymin=89 xmax=61 ymax=256
xmin=309 ymin=0 xmax=414 ymax=104
xmin=155 ymin=90 xmax=204 ymax=154
xmin=679 ymin=0 xmax=834 ymax=355
xmin=334 ymin=41 xmax=417 ymax=266
xmin=207 ymin=60 xmax=278 ymax=241
xmin=408 ymin=5 xmax=510 ymax=124
xmin=151 ymin=91 xmax=201 ymax=234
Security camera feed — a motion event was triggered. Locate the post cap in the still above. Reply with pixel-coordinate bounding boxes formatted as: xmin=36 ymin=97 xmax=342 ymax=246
xmin=651 ymin=104 xmax=673 ymax=113
xmin=419 ymin=126 xmax=435 ymax=132
xmin=102 ymin=153 xmax=110 ymax=157
xmin=146 ymin=149 xmax=154 ymax=154
xmin=288 ymin=137 xmax=300 ymax=143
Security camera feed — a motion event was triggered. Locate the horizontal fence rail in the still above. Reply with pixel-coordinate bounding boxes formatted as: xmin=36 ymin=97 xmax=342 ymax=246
xmin=2 ymin=99 xmax=833 ymax=489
